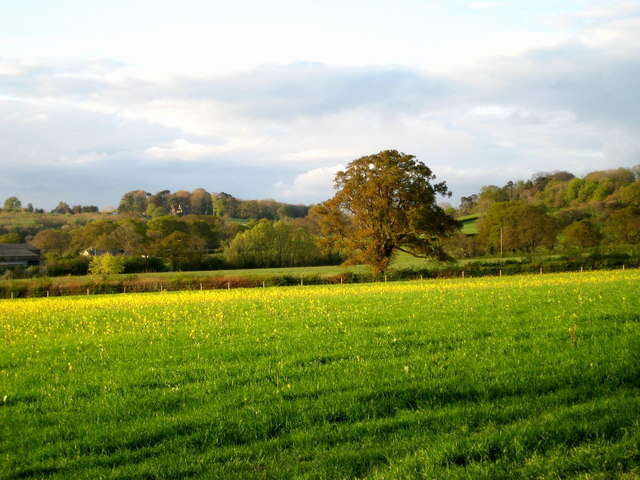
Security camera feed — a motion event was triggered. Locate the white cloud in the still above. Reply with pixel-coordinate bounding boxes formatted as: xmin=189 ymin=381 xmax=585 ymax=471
xmin=283 ymin=149 xmax=356 ymax=163
xmin=0 ymin=61 xmax=24 ymax=76
xmin=1 ymin=3 xmax=640 ymax=207
xmin=469 ymin=2 xmax=503 ymax=10
xmin=145 ymin=139 xmax=222 ymax=160
xmin=468 ymin=105 xmax=514 ymax=119
xmin=576 ymin=2 xmax=640 ymax=19
xmin=275 ymin=165 xmax=345 ymax=201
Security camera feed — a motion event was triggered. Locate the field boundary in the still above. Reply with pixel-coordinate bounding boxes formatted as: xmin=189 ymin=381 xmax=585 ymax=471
xmin=1 ymin=257 xmax=638 ymax=299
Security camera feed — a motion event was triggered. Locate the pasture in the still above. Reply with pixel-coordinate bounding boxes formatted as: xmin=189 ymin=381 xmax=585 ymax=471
xmin=1 ymin=271 xmax=639 ymax=479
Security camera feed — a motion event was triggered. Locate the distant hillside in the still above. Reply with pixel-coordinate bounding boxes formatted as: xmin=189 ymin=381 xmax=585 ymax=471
xmin=458 ymin=167 xmax=640 ymax=216
xmin=447 ymin=166 xmax=640 ymax=257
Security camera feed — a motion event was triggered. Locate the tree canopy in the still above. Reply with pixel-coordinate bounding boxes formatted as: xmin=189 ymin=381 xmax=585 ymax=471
xmin=477 ymin=202 xmax=558 ymax=254
xmin=312 ymin=150 xmax=458 ymax=274
xmin=3 ymin=197 xmax=22 ymax=211
xmin=224 ymin=219 xmax=327 ymax=268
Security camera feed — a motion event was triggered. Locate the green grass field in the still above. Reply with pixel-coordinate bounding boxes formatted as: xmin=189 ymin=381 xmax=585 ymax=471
xmin=457 ymin=214 xmax=479 ymax=236
xmin=2 ymin=271 xmax=639 ymax=479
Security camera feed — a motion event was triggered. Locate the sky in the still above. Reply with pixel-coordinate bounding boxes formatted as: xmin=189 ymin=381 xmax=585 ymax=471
xmin=1 ymin=0 xmax=639 ymax=209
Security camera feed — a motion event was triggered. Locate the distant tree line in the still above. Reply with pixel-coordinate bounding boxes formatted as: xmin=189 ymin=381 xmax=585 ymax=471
xmin=18 ymin=212 xmax=338 ymax=277
xmin=118 ymin=188 xmax=309 ymax=219
xmin=2 ymin=162 xmax=640 ymax=280
xmin=1 ymin=196 xmax=99 ymax=215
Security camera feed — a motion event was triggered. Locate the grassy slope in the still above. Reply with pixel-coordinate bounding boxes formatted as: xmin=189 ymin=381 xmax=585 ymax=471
xmin=458 ymin=213 xmax=480 ymax=235
xmin=1 ymin=271 xmax=639 ymax=479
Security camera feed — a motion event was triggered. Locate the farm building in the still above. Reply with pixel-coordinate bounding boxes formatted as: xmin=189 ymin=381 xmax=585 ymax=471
xmin=0 ymin=244 xmax=42 ymax=267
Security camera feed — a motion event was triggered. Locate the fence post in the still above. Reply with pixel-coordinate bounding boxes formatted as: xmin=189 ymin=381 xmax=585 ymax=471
xmin=46 ymin=290 xmax=50 ymax=297
xmin=462 ymin=271 xmax=465 ymax=279
xmin=384 ymin=274 xmax=387 ymax=283
xmin=227 ymin=282 xmax=230 ymax=290
xmin=262 ymin=281 xmax=265 ymax=288
xmin=499 ymin=269 xmax=502 ymax=277
xmin=340 ymin=277 xmax=343 ymax=284
xmin=540 ymin=267 xmax=543 ymax=275
xmin=10 ymin=292 xmax=13 ymax=300
xmin=200 ymin=283 xmax=203 ymax=290
xmin=86 ymin=288 xmax=90 ymax=295
xmin=623 ymin=264 xmax=626 ymax=271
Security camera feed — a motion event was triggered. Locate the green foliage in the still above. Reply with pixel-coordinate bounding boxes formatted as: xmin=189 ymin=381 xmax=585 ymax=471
xmin=603 ymin=207 xmax=640 ymax=245
xmin=51 ymin=201 xmax=72 ymax=214
xmin=184 ymin=218 xmax=219 ymax=249
xmin=224 ymin=219 xmax=331 ymax=268
xmin=146 ymin=216 xmax=189 ymax=238
xmin=44 ymin=256 xmax=90 ymax=276
xmin=120 ymin=255 xmax=168 ymax=274
xmin=3 ymin=196 xmax=21 ymax=211
xmin=189 ymin=188 xmax=213 ymax=215
xmin=477 ymin=202 xmax=558 ymax=254
xmin=0 ymin=232 xmax=23 ymax=243
xmin=313 ymin=150 xmax=459 ymax=274
xmin=276 ymin=204 xmax=308 ymax=219
xmin=88 ymin=253 xmax=125 ymax=278
xmin=70 ymin=220 xmax=120 ymax=252
xmin=585 ymin=167 xmax=635 ymax=188
xmin=560 ymin=220 xmax=602 ymax=250
xmin=118 ymin=190 xmax=149 ymax=214
xmin=151 ymin=231 xmax=206 ymax=270
xmin=564 ymin=178 xmax=584 ymax=204
xmin=576 ymin=179 xmax=600 ymax=203
xmin=31 ymin=229 xmax=71 ymax=255
xmin=592 ymin=178 xmax=615 ymax=201
xmin=541 ymin=180 xmax=570 ymax=208
xmin=479 ymin=185 xmax=505 ymax=201
xmin=615 ymin=181 xmax=640 ymax=206
xmin=148 ymin=205 xmax=169 ymax=217
xmin=213 ymin=192 xmax=240 ymax=217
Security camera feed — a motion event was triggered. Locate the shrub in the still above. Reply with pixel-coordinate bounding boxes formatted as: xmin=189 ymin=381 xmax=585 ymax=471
xmin=121 ymin=256 xmax=167 ymax=274
xmin=224 ymin=220 xmax=337 ymax=268
xmin=89 ymin=254 xmax=125 ymax=279
xmin=45 ymin=257 xmax=90 ymax=276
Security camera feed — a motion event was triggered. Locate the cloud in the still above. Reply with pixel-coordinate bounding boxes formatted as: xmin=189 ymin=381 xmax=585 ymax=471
xmin=576 ymin=2 xmax=640 ymax=20
xmin=283 ymin=149 xmax=357 ymax=163
xmin=275 ymin=165 xmax=345 ymax=201
xmin=469 ymin=2 xmax=503 ymax=10
xmin=145 ymin=138 xmax=271 ymax=161
xmin=145 ymin=139 xmax=223 ymax=161
xmin=178 ymin=63 xmax=453 ymax=120
xmin=1 ymin=4 xmax=640 ymax=208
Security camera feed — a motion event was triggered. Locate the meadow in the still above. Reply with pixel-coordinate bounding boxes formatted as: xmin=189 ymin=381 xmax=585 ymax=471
xmin=1 ymin=270 xmax=639 ymax=479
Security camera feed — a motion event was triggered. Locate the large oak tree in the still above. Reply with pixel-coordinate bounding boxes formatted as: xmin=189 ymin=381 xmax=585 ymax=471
xmin=312 ymin=150 xmax=459 ymax=274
